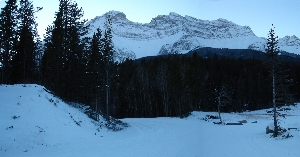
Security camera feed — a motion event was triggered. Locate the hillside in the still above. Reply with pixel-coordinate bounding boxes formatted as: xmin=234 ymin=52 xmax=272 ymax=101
xmin=1 ymin=84 xmax=300 ymax=156
xmin=0 ymin=84 xmax=126 ymax=156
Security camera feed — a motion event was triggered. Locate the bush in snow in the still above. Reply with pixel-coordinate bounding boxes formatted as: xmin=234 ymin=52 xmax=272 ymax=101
xmin=266 ymin=122 xmax=290 ymax=138
xmin=12 ymin=115 xmax=20 ymax=119
xmin=201 ymin=115 xmax=219 ymax=121
xmin=6 ymin=126 xmax=13 ymax=130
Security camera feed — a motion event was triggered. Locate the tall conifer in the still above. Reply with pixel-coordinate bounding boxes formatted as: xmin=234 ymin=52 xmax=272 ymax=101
xmin=41 ymin=0 xmax=88 ymax=101
xmin=10 ymin=0 xmax=39 ymax=83
xmin=266 ymin=24 xmax=280 ymax=137
xmin=103 ymin=15 xmax=115 ymax=119
xmin=0 ymin=0 xmax=18 ymax=84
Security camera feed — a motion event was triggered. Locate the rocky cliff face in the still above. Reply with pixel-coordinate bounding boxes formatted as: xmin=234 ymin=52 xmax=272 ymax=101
xmin=86 ymin=11 xmax=300 ymax=59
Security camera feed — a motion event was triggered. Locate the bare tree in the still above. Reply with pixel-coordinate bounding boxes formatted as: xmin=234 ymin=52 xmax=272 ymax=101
xmin=216 ymin=85 xmax=231 ymax=123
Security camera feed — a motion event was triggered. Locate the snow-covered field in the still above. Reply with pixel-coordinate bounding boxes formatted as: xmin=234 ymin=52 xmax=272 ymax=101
xmin=1 ymin=84 xmax=299 ymax=157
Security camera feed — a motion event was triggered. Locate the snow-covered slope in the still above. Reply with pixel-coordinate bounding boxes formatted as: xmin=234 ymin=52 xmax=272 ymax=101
xmin=1 ymin=84 xmax=300 ymax=156
xmin=86 ymin=11 xmax=300 ymax=59
xmin=0 ymin=84 xmax=106 ymax=156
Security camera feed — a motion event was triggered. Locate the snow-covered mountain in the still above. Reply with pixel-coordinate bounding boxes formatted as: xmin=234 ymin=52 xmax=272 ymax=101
xmin=86 ymin=11 xmax=300 ymax=59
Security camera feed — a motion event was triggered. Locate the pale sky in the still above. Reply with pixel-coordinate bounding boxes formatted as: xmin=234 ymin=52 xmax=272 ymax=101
xmin=1 ymin=0 xmax=300 ymax=39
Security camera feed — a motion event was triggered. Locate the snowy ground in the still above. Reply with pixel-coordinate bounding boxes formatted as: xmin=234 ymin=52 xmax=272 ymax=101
xmin=1 ymin=84 xmax=299 ymax=157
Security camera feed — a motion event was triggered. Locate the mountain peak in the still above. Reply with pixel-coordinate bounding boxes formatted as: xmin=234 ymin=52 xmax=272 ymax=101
xmin=150 ymin=12 xmax=184 ymax=23
xmin=279 ymin=35 xmax=300 ymax=46
xmin=86 ymin=10 xmax=128 ymax=29
xmin=216 ymin=18 xmax=232 ymax=23
xmin=104 ymin=10 xmax=127 ymax=21
xmin=169 ymin=12 xmax=182 ymax=18
xmin=290 ymin=35 xmax=298 ymax=39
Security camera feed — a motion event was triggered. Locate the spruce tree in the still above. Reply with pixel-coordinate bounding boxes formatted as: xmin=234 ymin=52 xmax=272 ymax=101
xmin=87 ymin=28 xmax=104 ymax=120
xmin=10 ymin=0 xmax=39 ymax=83
xmin=0 ymin=0 xmax=18 ymax=84
xmin=103 ymin=15 xmax=115 ymax=119
xmin=41 ymin=26 xmax=54 ymax=86
xmin=266 ymin=24 xmax=280 ymax=137
xmin=41 ymin=0 xmax=89 ymax=100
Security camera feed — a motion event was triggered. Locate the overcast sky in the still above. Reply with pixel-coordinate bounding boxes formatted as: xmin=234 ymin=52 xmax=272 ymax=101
xmin=1 ymin=0 xmax=299 ymax=39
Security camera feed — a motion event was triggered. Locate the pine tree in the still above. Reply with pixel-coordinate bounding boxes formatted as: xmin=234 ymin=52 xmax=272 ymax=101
xmin=0 ymin=0 xmax=18 ymax=84
xmin=41 ymin=26 xmax=53 ymax=86
xmin=103 ymin=15 xmax=115 ymax=119
xmin=266 ymin=24 xmax=280 ymax=137
xmin=41 ymin=0 xmax=89 ymax=100
xmin=87 ymin=28 xmax=104 ymax=120
xmin=64 ymin=1 xmax=87 ymax=100
xmin=10 ymin=0 xmax=39 ymax=83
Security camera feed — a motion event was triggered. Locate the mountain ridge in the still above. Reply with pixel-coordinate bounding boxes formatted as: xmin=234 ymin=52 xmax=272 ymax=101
xmin=86 ymin=10 xmax=300 ymax=59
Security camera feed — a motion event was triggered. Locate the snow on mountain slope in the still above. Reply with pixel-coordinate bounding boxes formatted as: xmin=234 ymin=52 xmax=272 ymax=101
xmin=86 ymin=11 xmax=300 ymax=59
xmin=278 ymin=35 xmax=300 ymax=54
xmin=1 ymin=84 xmax=300 ymax=156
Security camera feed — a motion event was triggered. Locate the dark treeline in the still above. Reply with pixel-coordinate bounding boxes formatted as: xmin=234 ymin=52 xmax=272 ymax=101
xmin=1 ymin=0 xmax=299 ymax=119
xmin=112 ymin=53 xmax=299 ymax=118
